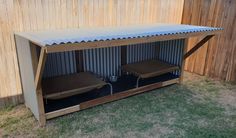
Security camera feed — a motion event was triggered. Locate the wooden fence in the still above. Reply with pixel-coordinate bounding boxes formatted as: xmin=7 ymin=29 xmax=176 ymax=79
xmin=182 ymin=0 xmax=236 ymax=81
xmin=0 ymin=0 xmax=184 ymax=107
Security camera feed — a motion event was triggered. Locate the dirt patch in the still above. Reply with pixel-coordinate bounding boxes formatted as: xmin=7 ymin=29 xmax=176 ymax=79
xmin=149 ymin=124 xmax=173 ymax=136
xmin=218 ymin=89 xmax=236 ymax=108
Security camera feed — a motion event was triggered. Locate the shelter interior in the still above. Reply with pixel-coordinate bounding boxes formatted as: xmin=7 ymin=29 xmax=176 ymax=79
xmin=40 ymin=40 xmax=185 ymax=112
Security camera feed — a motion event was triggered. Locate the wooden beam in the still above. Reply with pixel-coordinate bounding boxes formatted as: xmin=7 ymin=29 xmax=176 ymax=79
xmin=179 ymin=39 xmax=189 ymax=83
xmin=75 ymin=50 xmax=84 ymax=72
xmin=37 ymin=88 xmax=46 ymax=126
xmin=184 ymin=35 xmax=214 ymax=60
xmin=121 ymin=46 xmax=127 ymax=65
xmin=35 ymin=48 xmax=47 ymax=90
xmin=46 ymin=104 xmax=80 ymax=119
xmin=45 ymin=30 xmax=222 ymax=53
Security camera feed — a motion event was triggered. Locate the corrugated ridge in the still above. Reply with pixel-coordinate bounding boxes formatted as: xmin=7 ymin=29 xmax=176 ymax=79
xmin=46 ymin=27 xmax=222 ymax=45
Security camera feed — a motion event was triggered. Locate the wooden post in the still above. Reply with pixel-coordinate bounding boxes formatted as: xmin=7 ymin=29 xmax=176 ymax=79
xmin=33 ymin=47 xmax=47 ymax=126
xmin=121 ymin=46 xmax=127 ymax=65
xmin=179 ymin=38 xmax=189 ymax=83
xmin=35 ymin=48 xmax=47 ymax=90
xmin=75 ymin=50 xmax=84 ymax=72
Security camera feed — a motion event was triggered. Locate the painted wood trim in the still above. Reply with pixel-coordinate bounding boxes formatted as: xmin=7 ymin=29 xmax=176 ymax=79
xmin=45 ymin=30 xmax=222 ymax=53
xmin=184 ymin=35 xmax=214 ymax=60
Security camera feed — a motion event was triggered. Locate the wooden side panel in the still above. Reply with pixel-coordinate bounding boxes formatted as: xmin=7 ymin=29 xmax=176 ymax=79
xmin=0 ymin=0 xmax=184 ymax=107
xmin=182 ymin=0 xmax=236 ymax=81
xmin=15 ymin=35 xmax=40 ymax=120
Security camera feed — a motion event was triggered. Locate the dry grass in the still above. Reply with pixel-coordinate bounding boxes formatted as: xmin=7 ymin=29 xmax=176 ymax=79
xmin=0 ymin=72 xmax=236 ymax=138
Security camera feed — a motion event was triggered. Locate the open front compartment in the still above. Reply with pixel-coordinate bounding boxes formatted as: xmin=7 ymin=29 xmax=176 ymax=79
xmin=41 ymin=39 xmax=185 ymax=114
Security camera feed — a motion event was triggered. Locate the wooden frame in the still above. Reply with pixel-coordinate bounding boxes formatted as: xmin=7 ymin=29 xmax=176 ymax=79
xmin=42 ymin=72 xmax=112 ymax=100
xmin=15 ymin=29 xmax=221 ymax=127
xmin=122 ymin=60 xmax=179 ymax=79
xmin=45 ymin=78 xmax=179 ymax=120
xmin=122 ymin=60 xmax=180 ymax=87
xmin=32 ymin=48 xmax=47 ymax=126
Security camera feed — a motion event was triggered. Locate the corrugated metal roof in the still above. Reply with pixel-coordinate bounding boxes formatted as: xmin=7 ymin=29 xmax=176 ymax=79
xmin=15 ymin=24 xmax=222 ymax=46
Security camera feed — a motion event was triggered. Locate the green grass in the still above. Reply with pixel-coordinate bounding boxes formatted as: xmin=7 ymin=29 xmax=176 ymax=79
xmin=0 ymin=72 xmax=236 ymax=138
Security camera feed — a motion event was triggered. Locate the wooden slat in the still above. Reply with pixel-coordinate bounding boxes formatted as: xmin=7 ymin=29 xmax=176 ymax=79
xmin=46 ymin=104 xmax=80 ymax=120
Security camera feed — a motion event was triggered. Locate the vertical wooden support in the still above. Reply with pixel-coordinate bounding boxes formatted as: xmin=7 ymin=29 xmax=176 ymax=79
xmin=179 ymin=38 xmax=188 ymax=83
xmin=155 ymin=42 xmax=160 ymax=58
xmin=75 ymin=50 xmax=84 ymax=72
xmin=36 ymin=88 xmax=46 ymax=126
xmin=33 ymin=47 xmax=47 ymax=126
xmin=121 ymin=46 xmax=127 ymax=65
xmin=121 ymin=46 xmax=127 ymax=75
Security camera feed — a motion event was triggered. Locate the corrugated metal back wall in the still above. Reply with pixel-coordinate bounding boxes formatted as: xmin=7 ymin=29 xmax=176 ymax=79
xmin=159 ymin=39 xmax=185 ymax=75
xmin=127 ymin=42 xmax=158 ymax=64
xmin=83 ymin=47 xmax=121 ymax=78
xmin=43 ymin=39 xmax=185 ymax=79
xmin=43 ymin=52 xmax=77 ymax=78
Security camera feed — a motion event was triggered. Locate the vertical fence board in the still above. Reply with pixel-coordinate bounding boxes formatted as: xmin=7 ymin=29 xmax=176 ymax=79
xmin=182 ymin=0 xmax=236 ymax=81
